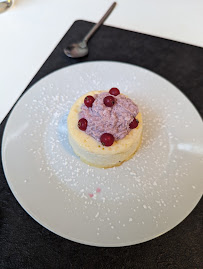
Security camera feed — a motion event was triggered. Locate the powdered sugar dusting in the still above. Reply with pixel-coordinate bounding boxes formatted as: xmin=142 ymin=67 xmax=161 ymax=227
xmin=27 ymin=84 xmax=190 ymax=229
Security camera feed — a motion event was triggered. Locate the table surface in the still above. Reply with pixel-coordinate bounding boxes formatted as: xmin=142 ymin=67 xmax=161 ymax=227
xmin=1 ymin=0 xmax=203 ymax=123
xmin=0 ymin=20 xmax=202 ymax=269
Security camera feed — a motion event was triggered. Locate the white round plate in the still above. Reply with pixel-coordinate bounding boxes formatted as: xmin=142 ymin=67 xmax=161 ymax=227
xmin=2 ymin=61 xmax=203 ymax=247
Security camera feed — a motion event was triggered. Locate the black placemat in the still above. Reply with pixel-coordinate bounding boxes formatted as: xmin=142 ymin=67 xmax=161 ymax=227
xmin=0 ymin=20 xmax=202 ymax=269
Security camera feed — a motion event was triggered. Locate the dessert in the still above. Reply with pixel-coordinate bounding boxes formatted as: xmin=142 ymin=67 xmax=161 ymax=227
xmin=67 ymin=88 xmax=142 ymax=168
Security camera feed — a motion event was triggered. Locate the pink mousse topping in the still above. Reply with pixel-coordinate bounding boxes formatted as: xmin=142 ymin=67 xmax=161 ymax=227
xmin=79 ymin=92 xmax=139 ymax=142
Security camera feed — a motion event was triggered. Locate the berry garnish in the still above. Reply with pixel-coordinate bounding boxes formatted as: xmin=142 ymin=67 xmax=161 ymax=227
xmin=78 ymin=118 xmax=88 ymax=131
xmin=103 ymin=96 xmax=115 ymax=107
xmin=109 ymin=88 xmax=120 ymax=96
xmin=84 ymin=95 xmax=95 ymax=107
xmin=129 ymin=118 xmax=139 ymax=129
xmin=100 ymin=133 xmax=115 ymax=147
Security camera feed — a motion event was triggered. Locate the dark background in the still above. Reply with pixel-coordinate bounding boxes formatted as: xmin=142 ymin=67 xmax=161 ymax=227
xmin=0 ymin=20 xmax=202 ymax=269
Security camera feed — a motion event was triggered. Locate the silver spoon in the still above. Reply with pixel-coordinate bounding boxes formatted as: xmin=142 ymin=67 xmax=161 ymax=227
xmin=64 ymin=2 xmax=117 ymax=58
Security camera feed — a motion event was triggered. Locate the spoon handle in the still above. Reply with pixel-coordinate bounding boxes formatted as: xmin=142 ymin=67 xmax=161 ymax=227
xmin=83 ymin=2 xmax=117 ymax=42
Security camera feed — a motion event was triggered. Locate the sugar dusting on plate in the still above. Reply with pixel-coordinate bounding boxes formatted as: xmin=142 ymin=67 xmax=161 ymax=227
xmin=22 ymin=71 xmax=194 ymax=240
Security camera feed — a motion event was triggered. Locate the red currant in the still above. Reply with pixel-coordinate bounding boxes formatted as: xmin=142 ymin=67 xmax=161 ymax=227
xmin=103 ymin=96 xmax=115 ymax=107
xmin=100 ymin=133 xmax=115 ymax=147
xmin=84 ymin=95 xmax=95 ymax=107
xmin=109 ymin=88 xmax=120 ymax=96
xmin=129 ymin=118 xmax=139 ymax=129
xmin=78 ymin=118 xmax=88 ymax=131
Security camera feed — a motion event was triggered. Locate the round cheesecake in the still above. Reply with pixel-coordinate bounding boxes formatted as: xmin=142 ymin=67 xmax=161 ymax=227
xmin=67 ymin=90 xmax=143 ymax=168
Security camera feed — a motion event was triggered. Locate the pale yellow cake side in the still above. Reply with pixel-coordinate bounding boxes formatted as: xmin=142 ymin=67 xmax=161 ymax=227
xmin=67 ymin=91 xmax=143 ymax=168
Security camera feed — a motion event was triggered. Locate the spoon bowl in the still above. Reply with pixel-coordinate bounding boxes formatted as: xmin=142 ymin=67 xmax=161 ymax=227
xmin=64 ymin=41 xmax=88 ymax=58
